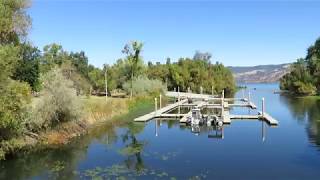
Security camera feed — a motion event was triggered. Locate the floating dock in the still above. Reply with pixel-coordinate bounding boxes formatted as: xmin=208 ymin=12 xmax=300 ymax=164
xmin=258 ymin=111 xmax=278 ymax=126
xmin=134 ymin=91 xmax=278 ymax=126
xmin=134 ymin=99 xmax=188 ymax=122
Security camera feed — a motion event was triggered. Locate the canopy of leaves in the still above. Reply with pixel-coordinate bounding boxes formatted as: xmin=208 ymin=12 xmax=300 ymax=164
xmin=0 ymin=0 xmax=31 ymax=45
xmin=280 ymin=37 xmax=320 ymax=95
xmin=0 ymin=45 xmax=19 ymax=82
xmin=0 ymin=46 xmax=31 ymax=140
xmin=12 ymin=43 xmax=40 ymax=91
xmin=0 ymin=80 xmax=30 ymax=140
xmin=0 ymin=0 xmax=33 ymax=142
xmin=147 ymin=58 xmax=236 ymax=95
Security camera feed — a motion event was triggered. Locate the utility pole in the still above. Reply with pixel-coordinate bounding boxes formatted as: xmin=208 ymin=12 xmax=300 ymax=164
xmin=105 ymin=64 xmax=108 ymax=102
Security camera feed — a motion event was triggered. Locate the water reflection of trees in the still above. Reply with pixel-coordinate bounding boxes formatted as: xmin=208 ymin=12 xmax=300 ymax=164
xmin=280 ymin=95 xmax=320 ymax=149
xmin=0 ymin=115 xmax=147 ymax=179
xmin=0 ymin=136 xmax=89 ymax=180
xmin=0 ymin=117 xmax=129 ymax=180
xmin=120 ymin=122 xmax=146 ymax=172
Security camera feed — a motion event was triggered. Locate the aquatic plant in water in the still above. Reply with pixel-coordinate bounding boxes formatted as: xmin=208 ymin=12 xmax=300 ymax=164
xmin=80 ymin=163 xmax=175 ymax=179
xmin=80 ymin=163 xmax=210 ymax=179
xmin=50 ymin=161 xmax=65 ymax=173
xmin=143 ymin=151 xmax=180 ymax=161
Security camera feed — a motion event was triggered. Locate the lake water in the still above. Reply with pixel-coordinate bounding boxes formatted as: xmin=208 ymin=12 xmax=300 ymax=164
xmin=1 ymin=83 xmax=320 ymax=180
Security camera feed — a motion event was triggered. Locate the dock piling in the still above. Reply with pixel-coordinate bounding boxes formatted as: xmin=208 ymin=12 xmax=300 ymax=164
xmin=262 ymin=97 xmax=265 ymax=116
xmin=178 ymin=87 xmax=181 ymax=115
xmin=159 ymin=94 xmax=162 ymax=109
xmin=155 ymin=98 xmax=158 ymax=115
xmin=221 ymin=91 xmax=224 ymax=117
xmin=211 ymin=86 xmax=214 ymax=96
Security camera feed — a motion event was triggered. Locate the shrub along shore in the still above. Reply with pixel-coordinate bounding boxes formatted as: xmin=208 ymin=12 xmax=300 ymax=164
xmin=0 ymin=95 xmax=153 ymax=160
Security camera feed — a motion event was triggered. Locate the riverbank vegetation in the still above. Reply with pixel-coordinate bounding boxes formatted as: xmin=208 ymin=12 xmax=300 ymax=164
xmin=0 ymin=0 xmax=235 ymax=160
xmin=280 ymin=37 xmax=320 ymax=96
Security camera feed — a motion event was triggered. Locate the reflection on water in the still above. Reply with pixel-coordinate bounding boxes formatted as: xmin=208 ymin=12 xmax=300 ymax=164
xmin=155 ymin=120 xmax=269 ymax=142
xmin=280 ymin=95 xmax=320 ymax=149
xmin=155 ymin=118 xmax=226 ymax=139
xmin=119 ymin=122 xmax=146 ymax=172
xmin=1 ymin=83 xmax=320 ymax=179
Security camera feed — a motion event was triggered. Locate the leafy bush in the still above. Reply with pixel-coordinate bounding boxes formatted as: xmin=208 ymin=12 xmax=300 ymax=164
xmin=0 ymin=80 xmax=31 ymax=140
xmin=293 ymin=81 xmax=317 ymax=95
xmin=123 ymin=76 xmax=166 ymax=96
xmin=29 ymin=68 xmax=83 ymax=131
xmin=0 ymin=138 xmax=24 ymax=160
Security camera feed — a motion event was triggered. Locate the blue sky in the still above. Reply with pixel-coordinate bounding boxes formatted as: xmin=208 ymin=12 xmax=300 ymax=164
xmin=29 ymin=0 xmax=320 ymax=68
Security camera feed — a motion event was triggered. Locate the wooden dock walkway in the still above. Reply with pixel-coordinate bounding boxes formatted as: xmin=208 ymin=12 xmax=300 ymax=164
xmin=222 ymin=109 xmax=231 ymax=124
xmin=166 ymin=91 xmax=247 ymax=102
xmin=230 ymin=115 xmax=260 ymax=119
xmin=134 ymin=99 xmax=188 ymax=122
xmin=166 ymin=91 xmax=216 ymax=99
xmin=180 ymin=104 xmax=222 ymax=108
xmin=228 ymin=102 xmax=257 ymax=109
xmin=258 ymin=111 xmax=278 ymax=125
xmin=159 ymin=114 xmax=185 ymax=118
xmin=229 ymin=113 xmax=278 ymax=126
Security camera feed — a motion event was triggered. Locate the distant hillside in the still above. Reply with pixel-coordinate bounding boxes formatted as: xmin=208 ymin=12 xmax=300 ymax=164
xmin=228 ymin=63 xmax=291 ymax=83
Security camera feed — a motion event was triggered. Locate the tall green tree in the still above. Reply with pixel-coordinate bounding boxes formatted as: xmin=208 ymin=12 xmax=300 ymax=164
xmin=0 ymin=0 xmax=32 ymax=140
xmin=122 ymin=41 xmax=144 ymax=98
xmin=12 ymin=43 xmax=40 ymax=91
xmin=306 ymin=38 xmax=320 ymax=90
xmin=0 ymin=45 xmax=31 ymax=140
xmin=0 ymin=0 xmax=31 ymax=45
xmin=41 ymin=43 xmax=66 ymax=72
xmin=88 ymin=65 xmax=105 ymax=92
xmin=69 ymin=51 xmax=89 ymax=78
xmin=280 ymin=37 xmax=320 ymax=95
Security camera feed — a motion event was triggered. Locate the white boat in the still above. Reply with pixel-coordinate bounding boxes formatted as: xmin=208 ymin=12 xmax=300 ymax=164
xmin=186 ymin=108 xmax=202 ymax=125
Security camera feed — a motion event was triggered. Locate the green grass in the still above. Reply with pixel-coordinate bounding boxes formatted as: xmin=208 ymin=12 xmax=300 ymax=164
xmin=298 ymin=96 xmax=320 ymax=100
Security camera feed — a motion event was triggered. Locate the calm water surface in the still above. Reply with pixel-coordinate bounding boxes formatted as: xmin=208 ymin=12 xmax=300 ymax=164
xmin=1 ymin=83 xmax=320 ymax=180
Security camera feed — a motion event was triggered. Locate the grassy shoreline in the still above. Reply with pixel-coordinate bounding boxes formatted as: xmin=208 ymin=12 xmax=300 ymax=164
xmin=279 ymin=91 xmax=320 ymax=100
xmin=0 ymin=96 xmax=153 ymax=161
xmin=300 ymin=96 xmax=320 ymax=100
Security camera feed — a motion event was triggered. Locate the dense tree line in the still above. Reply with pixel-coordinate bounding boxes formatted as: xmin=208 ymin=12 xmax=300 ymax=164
xmin=147 ymin=57 xmax=235 ymax=95
xmin=280 ymin=37 xmax=320 ymax=95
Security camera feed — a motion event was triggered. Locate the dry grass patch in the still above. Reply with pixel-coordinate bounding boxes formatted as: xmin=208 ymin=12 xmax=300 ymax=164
xmin=82 ymin=96 xmax=129 ymax=124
